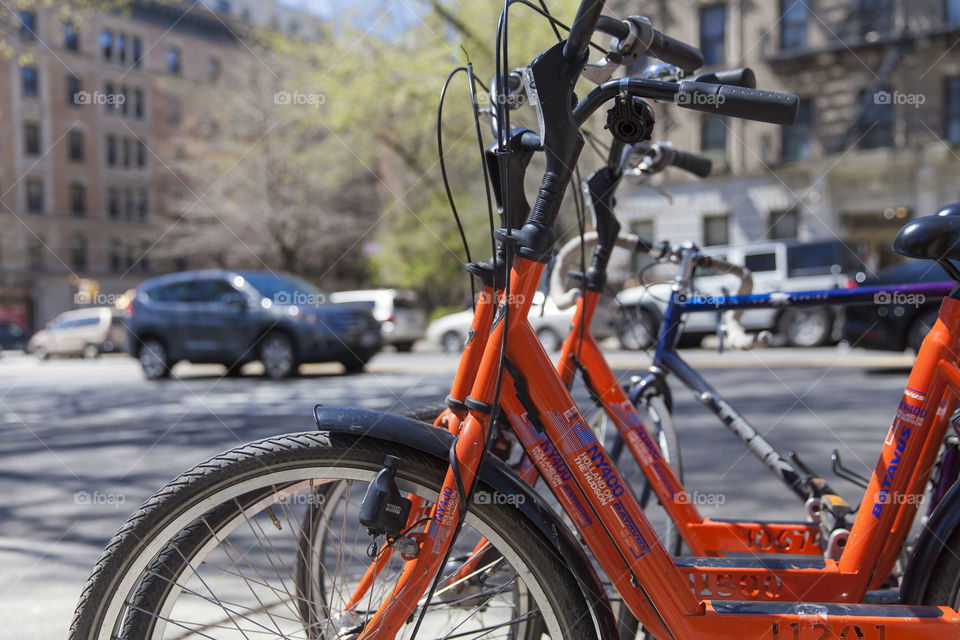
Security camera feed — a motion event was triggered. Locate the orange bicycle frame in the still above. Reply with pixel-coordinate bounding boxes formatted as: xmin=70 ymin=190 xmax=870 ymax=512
xmin=358 ymin=251 xmax=960 ymax=638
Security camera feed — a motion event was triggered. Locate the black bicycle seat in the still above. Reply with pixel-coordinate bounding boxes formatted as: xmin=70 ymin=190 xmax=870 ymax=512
xmin=894 ymin=209 xmax=960 ymax=263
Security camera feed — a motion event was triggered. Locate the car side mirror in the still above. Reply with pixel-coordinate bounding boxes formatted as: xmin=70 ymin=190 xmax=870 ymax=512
xmin=223 ymin=292 xmax=248 ymax=311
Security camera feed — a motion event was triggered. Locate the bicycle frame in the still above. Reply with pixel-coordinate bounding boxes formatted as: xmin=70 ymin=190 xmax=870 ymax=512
xmin=365 ymin=250 xmax=960 ymax=638
xmin=354 ymin=1 xmax=960 ymax=633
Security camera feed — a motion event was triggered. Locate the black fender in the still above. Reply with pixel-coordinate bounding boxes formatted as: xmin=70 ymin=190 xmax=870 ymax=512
xmin=899 ymin=475 xmax=960 ymax=603
xmin=313 ymin=405 xmax=619 ymax=640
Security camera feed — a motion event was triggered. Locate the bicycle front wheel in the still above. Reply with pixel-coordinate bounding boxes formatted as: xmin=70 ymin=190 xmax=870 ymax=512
xmin=69 ymin=431 xmax=597 ymax=640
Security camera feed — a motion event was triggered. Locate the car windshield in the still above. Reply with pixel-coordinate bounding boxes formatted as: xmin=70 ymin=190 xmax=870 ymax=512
xmin=240 ymin=272 xmax=328 ymax=303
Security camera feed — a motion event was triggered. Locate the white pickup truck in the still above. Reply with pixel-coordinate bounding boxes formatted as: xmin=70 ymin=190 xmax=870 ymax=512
xmin=615 ymin=239 xmax=864 ymax=349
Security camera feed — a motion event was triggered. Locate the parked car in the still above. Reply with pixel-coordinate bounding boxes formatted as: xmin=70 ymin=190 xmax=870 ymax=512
xmin=0 ymin=322 xmax=28 ymax=351
xmin=28 ymin=308 xmax=126 ymax=359
xmin=329 ymin=289 xmax=426 ymax=352
xmin=427 ymin=291 xmax=614 ymax=352
xmin=616 ymin=239 xmax=864 ymax=349
xmin=126 ymin=270 xmax=382 ymax=379
xmin=843 ymin=261 xmax=952 ymax=352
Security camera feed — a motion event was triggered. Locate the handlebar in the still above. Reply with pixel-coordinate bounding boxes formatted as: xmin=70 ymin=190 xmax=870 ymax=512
xmin=628 ymin=143 xmax=712 ymax=178
xmin=692 ymin=67 xmax=757 ymax=89
xmin=594 ymin=15 xmax=705 ymax=73
xmin=674 ymin=81 xmax=799 ymax=125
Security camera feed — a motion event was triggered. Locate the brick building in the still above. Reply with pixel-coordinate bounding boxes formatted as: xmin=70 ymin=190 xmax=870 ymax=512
xmin=607 ymin=0 xmax=960 ymax=279
xmin=0 ymin=1 xmax=321 ymax=333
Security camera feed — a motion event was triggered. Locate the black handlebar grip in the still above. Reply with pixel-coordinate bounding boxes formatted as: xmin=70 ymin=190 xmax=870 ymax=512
xmin=669 ymin=149 xmax=712 ymax=178
xmin=648 ymin=30 xmax=705 ymax=74
xmin=675 ymin=81 xmax=799 ymax=125
xmin=692 ymin=67 xmax=757 ymax=89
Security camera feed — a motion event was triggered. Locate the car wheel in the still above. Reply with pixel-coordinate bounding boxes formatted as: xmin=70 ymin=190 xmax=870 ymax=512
xmin=536 ymin=327 xmax=561 ymax=352
xmin=441 ymin=331 xmax=463 ymax=353
xmin=908 ymin=308 xmax=940 ymax=353
xmin=34 ymin=345 xmax=49 ymax=360
xmin=340 ymin=351 xmax=372 ymax=374
xmin=260 ymin=332 xmax=297 ymax=379
xmin=617 ymin=305 xmax=658 ymax=351
xmin=394 ymin=342 xmax=414 ymax=353
xmin=82 ymin=344 xmax=100 ymax=359
xmin=779 ymin=307 xmax=831 ymax=347
xmin=139 ymin=339 xmax=171 ymax=379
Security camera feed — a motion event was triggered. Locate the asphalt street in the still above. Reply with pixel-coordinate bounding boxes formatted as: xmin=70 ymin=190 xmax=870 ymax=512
xmin=0 ymin=346 xmax=917 ymax=638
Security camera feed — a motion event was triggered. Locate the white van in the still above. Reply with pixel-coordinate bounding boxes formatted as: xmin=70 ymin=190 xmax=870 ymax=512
xmin=27 ymin=307 xmax=127 ymax=358
xmin=615 ymin=239 xmax=863 ymax=348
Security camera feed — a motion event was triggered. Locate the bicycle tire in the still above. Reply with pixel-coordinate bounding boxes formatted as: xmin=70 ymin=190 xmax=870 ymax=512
xmin=68 ymin=431 xmax=597 ymax=640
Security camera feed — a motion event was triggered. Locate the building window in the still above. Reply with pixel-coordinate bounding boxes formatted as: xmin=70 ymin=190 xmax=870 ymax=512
xmin=208 ymin=57 xmax=221 ymax=82
xmin=26 ymin=178 xmax=44 ymax=213
xmin=110 ymin=239 xmax=123 ymax=272
xmin=859 ymin=0 xmax=893 ymax=37
xmin=132 ymin=37 xmax=143 ymax=68
xmin=107 ymin=187 xmax=120 ymax=218
xmin=70 ymin=234 xmax=88 ymax=271
xmin=136 ymin=139 xmax=147 ymax=167
xmin=124 ymin=188 xmax=135 ymax=219
xmin=104 ymin=81 xmax=116 ymax=112
xmin=29 ymin=236 xmax=44 ymax=270
xmin=122 ymin=137 xmax=131 ymax=167
xmin=69 ymin=183 xmax=86 ymax=217
xmin=18 ymin=11 xmax=37 ymax=41
xmin=947 ymin=77 xmax=960 ymax=143
xmin=217 ymin=0 xmax=231 ymax=14
xmin=134 ymin=88 xmax=145 ymax=118
xmin=768 ymin=209 xmax=799 ymax=239
xmin=106 ymin=135 xmax=118 ymax=166
xmin=699 ymin=4 xmax=726 ymax=66
xmin=119 ymin=85 xmax=129 ymax=116
xmin=137 ymin=188 xmax=149 ymax=220
xmin=64 ymin=21 xmax=79 ymax=51
xmin=140 ymin=241 xmax=152 ymax=272
xmin=116 ymin=33 xmax=126 ymax=64
xmin=858 ymin=87 xmax=893 ymax=149
xmin=703 ymin=215 xmax=729 ymax=246
xmin=68 ymin=129 xmax=84 ymax=161
xmin=67 ymin=74 xmax=82 ymax=106
xmin=780 ymin=0 xmax=809 ymax=50
xmin=166 ymin=46 xmax=181 ymax=74
xmin=168 ymin=97 xmax=182 ymax=126
xmin=100 ymin=29 xmax=113 ymax=61
xmin=701 ymin=115 xmax=727 ymax=153
xmin=782 ymin=98 xmax=813 ymax=161
xmin=24 ymin=122 xmax=41 ymax=156
xmin=21 ymin=66 xmax=39 ymax=98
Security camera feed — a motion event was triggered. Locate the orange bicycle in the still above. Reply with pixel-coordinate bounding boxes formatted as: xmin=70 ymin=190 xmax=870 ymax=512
xmin=71 ymin=2 xmax=960 ymax=638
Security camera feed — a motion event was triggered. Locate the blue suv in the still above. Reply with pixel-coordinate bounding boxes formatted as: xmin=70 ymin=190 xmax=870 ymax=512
xmin=126 ymin=270 xmax=382 ymax=379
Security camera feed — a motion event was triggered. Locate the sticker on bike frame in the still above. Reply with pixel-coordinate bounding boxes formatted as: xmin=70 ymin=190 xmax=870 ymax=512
xmin=548 ymin=407 xmax=596 ymax=453
xmin=612 ymin=400 xmax=680 ymax=500
xmin=427 ymin=485 xmax=460 ymax=545
xmin=873 ymin=390 xmax=923 ymax=518
xmin=509 ymin=411 xmax=594 ymax=528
